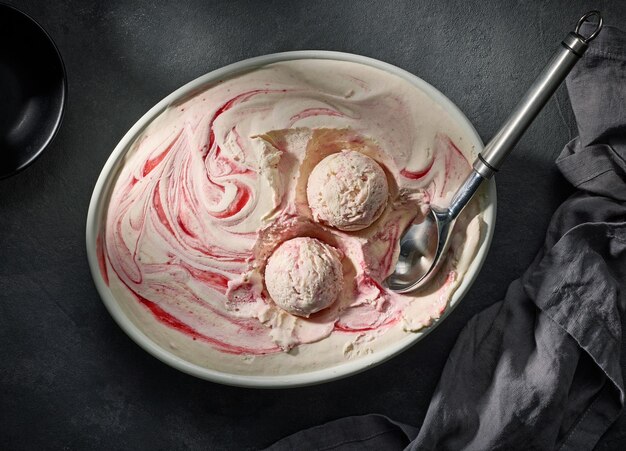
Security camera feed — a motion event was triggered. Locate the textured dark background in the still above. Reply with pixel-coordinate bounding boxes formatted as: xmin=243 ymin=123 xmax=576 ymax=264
xmin=1 ymin=0 xmax=626 ymax=449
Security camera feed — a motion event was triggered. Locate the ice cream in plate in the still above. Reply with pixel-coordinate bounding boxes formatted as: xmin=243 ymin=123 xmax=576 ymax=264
xmin=88 ymin=54 xmax=493 ymax=384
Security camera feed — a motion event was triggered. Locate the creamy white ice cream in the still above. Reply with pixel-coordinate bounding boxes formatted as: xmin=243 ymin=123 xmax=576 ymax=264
xmin=307 ymin=151 xmax=389 ymax=231
xmin=265 ymin=237 xmax=343 ymax=317
xmin=100 ymin=59 xmax=484 ymax=376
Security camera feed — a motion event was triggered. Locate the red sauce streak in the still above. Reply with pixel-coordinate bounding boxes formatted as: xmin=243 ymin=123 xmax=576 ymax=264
xmin=362 ymin=274 xmax=385 ymax=291
xmin=400 ymin=157 xmax=434 ymax=180
xmin=212 ymin=185 xmax=251 ymax=219
xmin=440 ymin=136 xmax=470 ymax=196
xmin=446 ymin=136 xmax=466 ymax=160
xmin=334 ymin=323 xmax=378 ymax=333
xmin=203 ymin=91 xmax=275 ymax=217
xmin=180 ymin=263 xmax=229 ymax=294
xmin=208 ymin=89 xmax=282 ymax=150
xmin=96 ymin=232 xmax=109 ymax=286
xmin=152 ymin=183 xmax=175 ymax=235
xmin=142 ymin=133 xmax=180 ymax=177
xmin=381 ymin=226 xmax=400 ymax=275
xmin=176 ymin=216 xmax=196 ymax=238
xmin=135 ymin=294 xmax=271 ymax=355
xmin=208 ymin=101 xmax=234 ymax=150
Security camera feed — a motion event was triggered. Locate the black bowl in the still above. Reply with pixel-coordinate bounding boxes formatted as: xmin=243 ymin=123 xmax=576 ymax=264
xmin=0 ymin=3 xmax=67 ymax=179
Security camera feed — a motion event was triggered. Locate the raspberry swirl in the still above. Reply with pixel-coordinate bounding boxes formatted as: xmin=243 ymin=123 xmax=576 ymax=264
xmin=100 ymin=59 xmax=482 ymax=372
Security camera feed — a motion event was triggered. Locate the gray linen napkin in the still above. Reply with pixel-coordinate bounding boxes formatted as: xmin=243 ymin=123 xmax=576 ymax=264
xmin=267 ymin=23 xmax=626 ymax=451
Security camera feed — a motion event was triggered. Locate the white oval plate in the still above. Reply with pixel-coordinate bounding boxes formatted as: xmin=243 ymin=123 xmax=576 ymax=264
xmin=86 ymin=51 xmax=496 ymax=388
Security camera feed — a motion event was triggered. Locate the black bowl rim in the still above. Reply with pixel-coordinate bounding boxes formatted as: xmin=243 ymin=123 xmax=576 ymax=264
xmin=0 ymin=2 xmax=68 ymax=180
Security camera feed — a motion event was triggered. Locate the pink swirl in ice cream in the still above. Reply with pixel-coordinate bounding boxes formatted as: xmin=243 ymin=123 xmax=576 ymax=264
xmin=99 ymin=59 xmax=483 ymax=375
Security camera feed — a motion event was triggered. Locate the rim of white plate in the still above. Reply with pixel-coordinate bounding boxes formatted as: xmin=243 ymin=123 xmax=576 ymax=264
xmin=86 ymin=50 xmax=497 ymax=388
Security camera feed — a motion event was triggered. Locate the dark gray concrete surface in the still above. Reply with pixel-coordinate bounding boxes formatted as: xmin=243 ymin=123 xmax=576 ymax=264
xmin=1 ymin=0 xmax=625 ymax=449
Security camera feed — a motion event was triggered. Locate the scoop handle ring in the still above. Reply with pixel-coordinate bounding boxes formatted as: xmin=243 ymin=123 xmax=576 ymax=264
xmin=576 ymin=10 xmax=603 ymax=43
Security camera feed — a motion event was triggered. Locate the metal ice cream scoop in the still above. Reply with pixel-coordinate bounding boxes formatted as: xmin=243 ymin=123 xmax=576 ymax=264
xmin=386 ymin=11 xmax=603 ymax=293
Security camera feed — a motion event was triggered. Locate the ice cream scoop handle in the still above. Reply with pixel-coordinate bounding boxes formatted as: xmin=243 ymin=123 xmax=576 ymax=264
xmin=473 ymin=11 xmax=603 ymax=179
